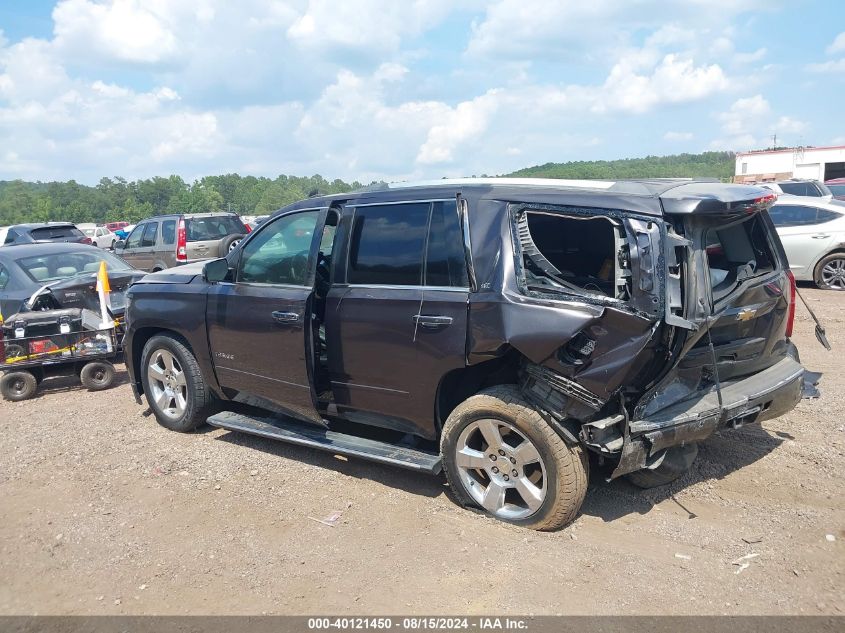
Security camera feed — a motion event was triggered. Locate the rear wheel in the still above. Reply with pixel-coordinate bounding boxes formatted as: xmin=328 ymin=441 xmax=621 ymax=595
xmin=440 ymin=385 xmax=588 ymax=531
xmin=219 ymin=234 xmax=244 ymax=256
xmin=80 ymin=361 xmax=115 ymax=391
xmin=140 ymin=334 xmax=213 ymax=432
xmin=814 ymin=253 xmax=845 ymax=290
xmin=626 ymin=443 xmax=699 ymax=489
xmin=1 ymin=371 xmax=38 ymax=401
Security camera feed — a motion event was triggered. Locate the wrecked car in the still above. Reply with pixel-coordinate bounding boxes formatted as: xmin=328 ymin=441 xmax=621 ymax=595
xmin=0 ymin=242 xmax=145 ymax=330
xmin=124 ymin=178 xmax=811 ymax=530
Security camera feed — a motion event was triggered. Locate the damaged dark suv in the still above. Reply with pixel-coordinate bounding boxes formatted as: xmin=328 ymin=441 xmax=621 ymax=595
xmin=124 ymin=178 xmax=808 ymax=530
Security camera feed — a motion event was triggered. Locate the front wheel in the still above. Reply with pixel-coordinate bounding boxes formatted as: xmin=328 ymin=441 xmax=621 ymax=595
xmin=140 ymin=334 xmax=214 ymax=432
xmin=440 ymin=385 xmax=588 ymax=531
xmin=814 ymin=253 xmax=845 ymax=290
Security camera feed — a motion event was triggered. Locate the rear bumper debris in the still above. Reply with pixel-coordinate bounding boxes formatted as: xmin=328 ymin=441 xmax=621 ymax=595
xmin=611 ymin=355 xmax=806 ymax=478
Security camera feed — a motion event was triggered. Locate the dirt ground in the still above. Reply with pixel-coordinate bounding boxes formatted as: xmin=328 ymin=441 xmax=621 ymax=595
xmin=0 ymin=286 xmax=843 ymax=616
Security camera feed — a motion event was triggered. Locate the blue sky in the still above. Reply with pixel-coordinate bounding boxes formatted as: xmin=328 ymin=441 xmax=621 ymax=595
xmin=0 ymin=0 xmax=843 ymax=185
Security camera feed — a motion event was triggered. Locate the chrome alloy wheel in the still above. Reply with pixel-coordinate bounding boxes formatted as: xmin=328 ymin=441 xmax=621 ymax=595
xmin=821 ymin=258 xmax=845 ymax=289
xmin=147 ymin=349 xmax=187 ymax=419
xmin=454 ymin=419 xmax=547 ymax=520
xmin=228 ymin=238 xmax=241 ymax=253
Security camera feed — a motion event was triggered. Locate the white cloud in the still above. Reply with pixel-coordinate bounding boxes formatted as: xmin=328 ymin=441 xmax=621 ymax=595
xmin=827 ymin=31 xmax=845 ymax=55
xmin=52 ymin=0 xmax=179 ymax=64
xmin=735 ymin=47 xmax=767 ymax=64
xmin=806 ymin=59 xmax=845 ymax=73
xmin=595 ymin=54 xmax=730 ymax=114
xmin=710 ymin=95 xmax=807 ymax=150
xmin=466 ymin=0 xmax=773 ymax=60
xmin=664 ymin=131 xmax=694 ymax=141
xmin=417 ymin=90 xmax=501 ymax=164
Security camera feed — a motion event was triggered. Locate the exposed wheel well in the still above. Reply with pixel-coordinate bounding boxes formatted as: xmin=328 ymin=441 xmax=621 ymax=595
xmin=434 ymin=350 xmax=522 ymax=435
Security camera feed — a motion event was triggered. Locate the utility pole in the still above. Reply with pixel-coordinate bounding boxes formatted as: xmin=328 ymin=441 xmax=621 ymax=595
xmin=771 ymin=134 xmax=777 ymax=149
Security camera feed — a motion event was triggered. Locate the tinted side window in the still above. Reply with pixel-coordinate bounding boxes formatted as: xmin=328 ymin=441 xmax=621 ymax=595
xmin=768 ymin=205 xmax=818 ymax=227
xmin=4 ymin=229 xmax=17 ymax=244
xmin=0 ymin=264 xmax=9 ymax=290
xmin=141 ymin=222 xmax=158 ymax=247
xmin=161 ymin=219 xmax=176 ymax=245
xmin=815 ymin=208 xmax=841 ymax=224
xmin=125 ymin=224 xmax=145 ymax=248
xmin=239 ymin=211 xmax=320 ymax=285
xmin=348 ymin=203 xmax=429 ymax=286
xmin=426 ymin=200 xmax=468 ymax=287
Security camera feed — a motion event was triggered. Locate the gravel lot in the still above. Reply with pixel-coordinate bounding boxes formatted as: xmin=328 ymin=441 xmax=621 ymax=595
xmin=0 ymin=287 xmax=843 ymax=615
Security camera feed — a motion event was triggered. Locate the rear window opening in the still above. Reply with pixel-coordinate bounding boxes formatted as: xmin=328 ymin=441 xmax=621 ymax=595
xmin=186 ymin=216 xmax=247 ymax=242
xmin=705 ymin=214 xmax=776 ymax=301
xmin=516 ymin=210 xmax=630 ymax=301
xmin=29 ymin=226 xmax=82 ymax=240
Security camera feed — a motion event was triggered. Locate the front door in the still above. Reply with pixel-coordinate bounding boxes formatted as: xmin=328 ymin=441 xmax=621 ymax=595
xmin=207 ymin=209 xmax=326 ymax=424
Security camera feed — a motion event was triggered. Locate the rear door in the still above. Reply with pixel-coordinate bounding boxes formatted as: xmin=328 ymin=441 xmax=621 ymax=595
xmin=206 ymin=209 xmax=325 ymax=423
xmin=325 ymin=198 xmax=469 ymax=440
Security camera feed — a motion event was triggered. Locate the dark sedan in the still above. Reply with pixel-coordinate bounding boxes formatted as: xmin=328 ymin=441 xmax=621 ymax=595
xmin=0 ymin=242 xmax=145 ymax=320
xmin=2 ymin=222 xmax=91 ymax=246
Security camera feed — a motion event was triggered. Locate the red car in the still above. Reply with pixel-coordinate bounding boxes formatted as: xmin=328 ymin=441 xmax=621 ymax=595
xmin=825 ymin=178 xmax=845 ymax=200
xmin=105 ymin=221 xmax=130 ymax=233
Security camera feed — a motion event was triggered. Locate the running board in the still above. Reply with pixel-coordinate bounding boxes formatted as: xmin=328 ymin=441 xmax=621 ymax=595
xmin=207 ymin=411 xmax=442 ymax=474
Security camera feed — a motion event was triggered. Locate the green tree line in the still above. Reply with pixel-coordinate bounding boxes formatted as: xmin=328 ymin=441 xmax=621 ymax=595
xmin=0 ymin=173 xmax=362 ymax=226
xmin=507 ymin=151 xmax=735 ymax=180
xmin=0 ymin=151 xmax=735 ymax=226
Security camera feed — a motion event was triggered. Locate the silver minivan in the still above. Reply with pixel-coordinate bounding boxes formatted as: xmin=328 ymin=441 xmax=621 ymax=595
xmin=115 ymin=213 xmax=247 ymax=272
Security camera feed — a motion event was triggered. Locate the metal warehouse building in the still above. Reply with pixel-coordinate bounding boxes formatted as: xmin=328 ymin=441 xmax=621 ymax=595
xmin=734 ymin=145 xmax=845 ymax=183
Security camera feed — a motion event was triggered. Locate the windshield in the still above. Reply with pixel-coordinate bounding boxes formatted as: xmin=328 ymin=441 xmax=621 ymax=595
xmin=828 ymin=184 xmax=845 ymax=197
xmin=17 ymin=249 xmax=133 ymax=284
xmin=82 ymin=228 xmax=96 ymax=237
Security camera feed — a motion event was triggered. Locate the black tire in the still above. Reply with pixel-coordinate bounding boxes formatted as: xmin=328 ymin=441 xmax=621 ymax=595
xmin=440 ymin=385 xmax=589 ymax=531
xmin=626 ymin=443 xmax=699 ymax=489
xmin=4 ymin=343 xmax=26 ymax=361
xmin=140 ymin=334 xmax=213 ymax=432
xmin=79 ymin=361 xmax=115 ymax=391
xmin=218 ymin=234 xmax=244 ymax=257
xmin=1 ymin=371 xmax=38 ymax=401
xmin=813 ymin=253 xmax=845 ymax=290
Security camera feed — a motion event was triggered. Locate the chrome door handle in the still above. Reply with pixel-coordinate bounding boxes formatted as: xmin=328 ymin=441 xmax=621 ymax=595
xmin=272 ymin=311 xmax=300 ymax=323
xmin=413 ymin=314 xmax=453 ymax=329
xmin=812 ymin=234 xmax=830 ymax=239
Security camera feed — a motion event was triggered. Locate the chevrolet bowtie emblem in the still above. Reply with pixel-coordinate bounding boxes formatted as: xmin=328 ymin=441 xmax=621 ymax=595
xmin=736 ymin=308 xmax=757 ymax=322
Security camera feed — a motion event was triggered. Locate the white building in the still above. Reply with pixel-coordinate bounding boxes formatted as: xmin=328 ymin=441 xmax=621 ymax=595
xmin=734 ymin=145 xmax=845 ymax=183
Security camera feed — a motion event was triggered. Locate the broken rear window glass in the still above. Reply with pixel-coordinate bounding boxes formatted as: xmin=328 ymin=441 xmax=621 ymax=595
xmin=515 ymin=210 xmax=631 ymax=301
xmin=706 ymin=214 xmax=776 ymax=301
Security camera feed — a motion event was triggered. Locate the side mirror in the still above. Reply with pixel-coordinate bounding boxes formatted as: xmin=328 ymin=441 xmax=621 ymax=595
xmin=203 ymin=257 xmax=230 ymax=283
xmin=114 ymin=240 xmax=125 ymax=250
